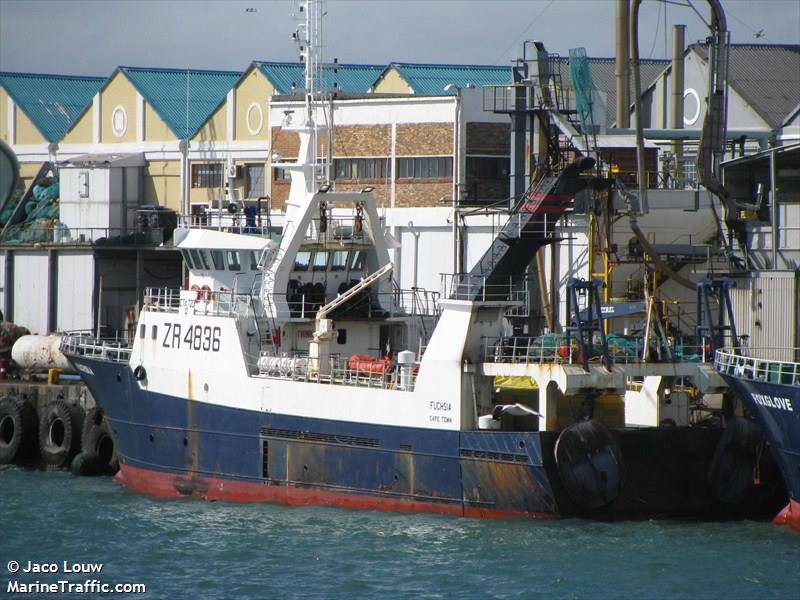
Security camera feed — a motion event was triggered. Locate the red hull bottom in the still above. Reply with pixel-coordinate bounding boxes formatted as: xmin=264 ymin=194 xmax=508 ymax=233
xmin=115 ymin=463 xmax=558 ymax=520
xmin=773 ymin=499 xmax=800 ymax=531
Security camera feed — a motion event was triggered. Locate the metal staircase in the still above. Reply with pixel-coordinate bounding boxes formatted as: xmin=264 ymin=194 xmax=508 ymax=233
xmin=454 ymin=157 xmax=595 ymax=301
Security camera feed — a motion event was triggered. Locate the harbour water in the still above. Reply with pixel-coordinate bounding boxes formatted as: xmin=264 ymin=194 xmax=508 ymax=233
xmin=1 ymin=467 xmax=797 ymax=599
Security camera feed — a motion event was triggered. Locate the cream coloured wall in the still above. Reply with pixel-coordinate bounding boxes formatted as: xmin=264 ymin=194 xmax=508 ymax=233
xmin=14 ymin=105 xmax=46 ymax=145
xmin=372 ymin=69 xmax=412 ymax=94
xmin=144 ymin=160 xmax=181 ymax=210
xmin=0 ymin=88 xmax=48 ymax=145
xmin=234 ymin=69 xmax=274 ymax=142
xmin=192 ymin=103 xmax=226 ymax=143
xmin=62 ymin=97 xmax=93 ymax=144
xmin=143 ymin=103 xmax=175 ymax=142
xmin=63 ymin=104 xmax=93 ymax=144
xmin=100 ymin=72 xmax=137 ymax=144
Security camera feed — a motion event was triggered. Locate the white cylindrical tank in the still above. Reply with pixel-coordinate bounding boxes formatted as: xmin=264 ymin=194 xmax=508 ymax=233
xmin=397 ymin=350 xmax=416 ymax=391
xmin=11 ymin=334 xmax=74 ymax=372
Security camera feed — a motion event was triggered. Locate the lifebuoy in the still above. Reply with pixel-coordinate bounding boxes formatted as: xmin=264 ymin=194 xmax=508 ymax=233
xmin=81 ymin=407 xmax=119 ymax=474
xmin=0 ymin=397 xmax=37 ymax=464
xmin=191 ymin=284 xmax=201 ymax=300
xmin=200 ymin=284 xmax=212 ymax=302
xmin=38 ymin=400 xmax=83 ymax=468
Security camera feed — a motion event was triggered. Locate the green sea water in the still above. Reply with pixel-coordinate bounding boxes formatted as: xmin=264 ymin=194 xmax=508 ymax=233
xmin=1 ymin=468 xmax=798 ymax=599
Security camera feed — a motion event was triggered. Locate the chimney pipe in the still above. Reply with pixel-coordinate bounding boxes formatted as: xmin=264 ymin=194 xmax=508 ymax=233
xmin=615 ymin=0 xmax=631 ymax=127
xmin=671 ymin=24 xmax=686 ymax=175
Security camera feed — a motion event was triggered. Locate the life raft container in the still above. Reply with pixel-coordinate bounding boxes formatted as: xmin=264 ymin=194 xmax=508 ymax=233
xmin=347 ymin=354 xmax=391 ymax=374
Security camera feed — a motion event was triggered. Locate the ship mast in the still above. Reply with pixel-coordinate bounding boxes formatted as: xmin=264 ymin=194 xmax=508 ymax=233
xmin=292 ymin=0 xmax=327 ymax=192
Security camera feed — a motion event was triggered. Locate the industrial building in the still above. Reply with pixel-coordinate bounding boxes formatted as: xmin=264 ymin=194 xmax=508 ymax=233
xmin=0 ymin=39 xmax=797 ymax=339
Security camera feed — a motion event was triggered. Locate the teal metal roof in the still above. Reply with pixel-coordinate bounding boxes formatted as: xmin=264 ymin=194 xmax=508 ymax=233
xmin=386 ymin=63 xmax=513 ymax=95
xmin=119 ymin=66 xmax=241 ymax=139
xmin=253 ymin=62 xmax=385 ymax=94
xmin=0 ymin=72 xmax=104 ymax=142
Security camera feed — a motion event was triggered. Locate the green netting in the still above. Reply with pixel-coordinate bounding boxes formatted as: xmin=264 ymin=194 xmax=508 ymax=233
xmin=1 ymin=178 xmax=60 ymax=243
xmin=569 ymin=47 xmax=608 ymax=134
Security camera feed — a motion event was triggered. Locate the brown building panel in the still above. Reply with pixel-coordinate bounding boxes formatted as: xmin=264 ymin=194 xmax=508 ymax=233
xmin=270 ymin=180 xmax=290 ymax=210
xmin=466 ymin=122 xmax=510 ymax=155
xmin=394 ymin=180 xmax=452 ymax=208
xmin=271 ymin=126 xmax=301 ymax=159
xmin=396 ymin=123 xmax=452 ymax=155
xmin=332 ymin=125 xmax=391 ymax=156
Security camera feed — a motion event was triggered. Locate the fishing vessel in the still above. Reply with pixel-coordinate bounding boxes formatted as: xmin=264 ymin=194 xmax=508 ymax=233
xmin=60 ymin=0 xmax=785 ymax=519
xmin=715 ymin=348 xmax=799 ymax=529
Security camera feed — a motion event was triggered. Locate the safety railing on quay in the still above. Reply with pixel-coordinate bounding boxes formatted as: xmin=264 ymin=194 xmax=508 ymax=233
xmin=1 ymin=224 xmax=168 ymax=246
xmin=257 ymin=351 xmax=418 ymax=392
xmin=60 ymin=334 xmax=133 ymax=364
xmin=715 ymin=347 xmax=800 ymax=386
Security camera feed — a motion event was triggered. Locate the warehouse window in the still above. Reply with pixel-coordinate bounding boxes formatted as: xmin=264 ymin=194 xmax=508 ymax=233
xmin=333 ymin=158 xmax=388 ymax=180
xmin=273 ymin=167 xmax=291 ymax=181
xmin=191 ymin=163 xmax=224 ymax=188
xmin=397 ymin=157 xmax=452 ymax=179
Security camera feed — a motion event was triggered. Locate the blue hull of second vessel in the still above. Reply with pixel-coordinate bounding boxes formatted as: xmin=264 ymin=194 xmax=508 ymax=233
xmin=719 ymin=374 xmax=800 ymax=527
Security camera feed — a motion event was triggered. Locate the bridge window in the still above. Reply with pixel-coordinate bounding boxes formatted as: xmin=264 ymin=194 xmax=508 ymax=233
xmin=331 ymin=251 xmax=348 ymax=271
xmin=210 ymin=250 xmax=225 ymax=270
xmin=190 ymin=249 xmax=210 ymax=270
xmin=227 ymin=251 xmax=241 ymax=271
xmin=349 ymin=250 xmax=366 ymax=271
xmin=248 ymin=251 xmax=260 ymax=270
xmin=294 ymin=251 xmax=311 ymax=271
xmin=312 ymin=251 xmax=328 ymax=271
xmin=182 ymin=250 xmax=195 ymax=269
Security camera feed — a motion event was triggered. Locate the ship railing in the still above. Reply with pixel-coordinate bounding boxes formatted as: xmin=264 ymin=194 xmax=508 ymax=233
xmin=176 ymin=214 xmax=276 ymax=239
xmin=302 ymin=216 xmax=371 ymax=243
xmin=143 ymin=287 xmax=258 ymax=319
xmin=390 ymin=286 xmax=440 ymax=317
xmin=715 ymin=347 xmax=800 ymax=386
xmin=486 ymin=335 xmax=707 ymax=365
xmin=257 ymin=351 xmax=418 ymax=392
xmin=59 ymin=334 xmax=133 ymax=364
xmin=441 ymin=274 xmax=528 ymax=307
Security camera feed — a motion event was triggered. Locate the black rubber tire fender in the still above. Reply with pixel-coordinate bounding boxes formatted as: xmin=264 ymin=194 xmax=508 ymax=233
xmin=81 ymin=407 xmax=119 ymax=474
xmin=0 ymin=397 xmax=36 ymax=464
xmin=38 ymin=400 xmax=83 ymax=468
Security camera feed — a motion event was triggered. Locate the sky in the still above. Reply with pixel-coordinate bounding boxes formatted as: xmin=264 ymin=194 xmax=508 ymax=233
xmin=1 ymin=0 xmax=799 ymax=76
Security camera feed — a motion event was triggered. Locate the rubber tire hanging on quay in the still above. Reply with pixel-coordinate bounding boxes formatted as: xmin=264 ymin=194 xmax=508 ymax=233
xmin=81 ymin=407 xmax=119 ymax=473
xmin=0 ymin=397 xmax=37 ymax=464
xmin=38 ymin=400 xmax=83 ymax=468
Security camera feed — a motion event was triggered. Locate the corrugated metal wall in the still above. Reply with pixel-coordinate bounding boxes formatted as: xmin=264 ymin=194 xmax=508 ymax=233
xmin=12 ymin=252 xmax=49 ymax=334
xmin=730 ymin=271 xmax=797 ymax=361
xmin=57 ymin=252 xmax=95 ymax=332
